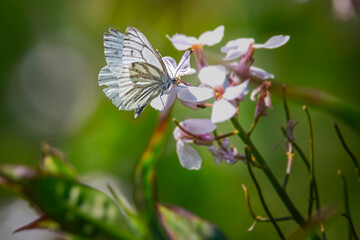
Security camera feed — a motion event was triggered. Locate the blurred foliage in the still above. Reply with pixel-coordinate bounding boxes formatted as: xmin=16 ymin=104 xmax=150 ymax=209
xmin=0 ymin=142 xmax=227 ymax=239
xmin=0 ymin=0 xmax=359 ymax=239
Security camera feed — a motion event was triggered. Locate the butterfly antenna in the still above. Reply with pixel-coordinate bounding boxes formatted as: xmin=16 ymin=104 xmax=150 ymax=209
xmin=174 ymin=50 xmax=193 ymax=77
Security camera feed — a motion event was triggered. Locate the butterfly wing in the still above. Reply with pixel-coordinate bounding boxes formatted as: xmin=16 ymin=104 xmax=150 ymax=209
xmin=99 ymin=27 xmax=169 ymax=118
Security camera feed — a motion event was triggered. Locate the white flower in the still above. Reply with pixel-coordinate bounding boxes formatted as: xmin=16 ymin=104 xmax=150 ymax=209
xmin=221 ymin=35 xmax=289 ymax=82
xmin=167 ymin=26 xmax=225 ymax=51
xmin=198 ymin=65 xmax=249 ymax=123
xmin=221 ymin=35 xmax=290 ymax=60
xmin=174 ymin=119 xmax=217 ymax=170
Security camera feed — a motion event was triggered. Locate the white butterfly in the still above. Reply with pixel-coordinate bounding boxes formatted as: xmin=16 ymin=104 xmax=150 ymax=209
xmin=98 ymin=26 xmax=190 ymax=118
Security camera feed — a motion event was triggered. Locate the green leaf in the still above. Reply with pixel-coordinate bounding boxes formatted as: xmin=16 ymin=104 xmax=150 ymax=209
xmin=40 ymin=142 xmax=77 ymax=179
xmin=25 ymin=176 xmax=141 ymax=240
xmin=158 ymin=204 xmax=227 ymax=240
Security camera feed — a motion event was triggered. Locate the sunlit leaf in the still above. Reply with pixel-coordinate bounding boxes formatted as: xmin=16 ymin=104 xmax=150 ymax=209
xmin=40 ymin=142 xmax=77 ymax=179
xmin=25 ymin=176 xmax=141 ymax=240
xmin=158 ymin=204 xmax=227 ymax=240
xmin=14 ymin=215 xmax=60 ymax=233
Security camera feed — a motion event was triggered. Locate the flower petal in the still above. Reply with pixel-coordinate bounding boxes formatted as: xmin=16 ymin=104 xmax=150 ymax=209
xmin=223 ymin=80 xmax=249 ymax=101
xmin=211 ymin=99 xmax=236 ymax=123
xmin=183 ymin=119 xmax=217 ymax=135
xmin=249 ymin=66 xmax=274 ymax=80
xmin=162 ymin=56 xmax=177 ymax=77
xmin=198 ymin=65 xmax=227 ymax=88
xmin=176 ymin=50 xmax=196 ymax=76
xmin=173 ymin=126 xmax=182 ymax=140
xmin=176 ymin=86 xmax=214 ymax=102
xmin=198 ymin=25 xmax=225 ymax=46
xmin=264 ymin=90 xmax=272 ymax=108
xmin=221 ymin=38 xmax=255 ymax=60
xmin=166 ymin=34 xmax=198 ymax=51
xmin=176 ymin=141 xmax=202 ymax=170
xmin=150 ymin=87 xmax=177 ymax=111
xmin=250 ymin=86 xmax=261 ymax=101
xmin=253 ymin=35 xmax=290 ymax=49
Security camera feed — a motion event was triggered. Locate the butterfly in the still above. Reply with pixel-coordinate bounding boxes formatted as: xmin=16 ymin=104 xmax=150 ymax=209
xmin=98 ymin=27 xmax=188 ymax=118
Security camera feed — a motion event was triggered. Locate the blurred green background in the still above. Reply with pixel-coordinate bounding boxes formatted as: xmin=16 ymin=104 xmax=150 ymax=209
xmin=0 ymin=0 xmax=359 ymax=239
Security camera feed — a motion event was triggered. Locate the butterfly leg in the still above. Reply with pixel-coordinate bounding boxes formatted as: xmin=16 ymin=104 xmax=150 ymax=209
xmin=134 ymin=105 xmax=146 ymax=118
xmin=159 ymin=93 xmax=166 ymax=109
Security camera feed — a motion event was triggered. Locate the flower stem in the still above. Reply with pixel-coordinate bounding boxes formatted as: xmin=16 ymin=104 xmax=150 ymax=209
xmin=242 ymin=184 xmax=293 ymax=223
xmin=247 ymin=116 xmax=260 ymax=138
xmin=282 ymin=84 xmax=290 ymax=122
xmin=191 ymin=44 xmax=208 ymax=71
xmin=281 ymin=85 xmax=294 ymax=190
xmin=230 ymin=117 xmax=323 ymax=240
xmin=282 ymin=144 xmax=294 ymax=190
xmin=172 ymin=118 xmax=198 ymax=139
xmin=333 ymin=121 xmax=360 ymax=182
xmin=231 ymin=119 xmax=305 ymax=223
xmin=338 ymin=170 xmax=359 ymax=240
xmin=281 ymin=126 xmax=310 ymax=170
xmin=244 ymin=146 xmax=285 ymax=240
xmin=303 ymin=106 xmax=326 ymax=239
xmin=215 ymin=130 xmax=239 ymax=140
xmin=248 ymin=75 xmax=360 ymax=134
xmin=134 ymin=111 xmax=171 ymax=239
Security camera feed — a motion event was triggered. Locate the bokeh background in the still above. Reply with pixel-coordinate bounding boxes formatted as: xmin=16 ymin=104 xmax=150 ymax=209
xmin=0 ymin=0 xmax=359 ymax=239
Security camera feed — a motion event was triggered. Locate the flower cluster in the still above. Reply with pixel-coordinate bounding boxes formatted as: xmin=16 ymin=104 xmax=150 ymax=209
xmin=158 ymin=26 xmax=289 ymax=170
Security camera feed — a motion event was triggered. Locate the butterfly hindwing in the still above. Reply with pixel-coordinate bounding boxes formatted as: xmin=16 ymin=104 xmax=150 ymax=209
xmin=100 ymin=26 xmax=171 ymax=117
xmin=98 ymin=63 xmax=165 ymax=115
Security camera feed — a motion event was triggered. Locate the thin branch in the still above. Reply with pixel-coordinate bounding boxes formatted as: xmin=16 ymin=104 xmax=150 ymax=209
xmin=231 ymin=117 xmax=321 ymax=240
xmin=282 ymin=142 xmax=294 ymax=189
xmin=215 ymin=130 xmax=239 ymax=140
xmin=213 ymin=130 xmax=227 ymax=152
xmin=281 ymin=126 xmax=310 ymax=170
xmin=231 ymin=118 xmax=307 ymax=227
xmin=338 ymin=170 xmax=359 ymax=240
xmin=247 ymin=116 xmax=260 ymax=138
xmin=304 ymin=106 xmax=315 ymax=220
xmin=244 ymin=146 xmax=285 ymax=240
xmin=303 ymin=106 xmax=326 ymax=239
xmin=282 ymin=84 xmax=291 ymax=122
xmin=281 ymin=84 xmax=294 ymax=189
xmin=172 ymin=118 xmax=198 ymax=139
xmin=242 ymin=184 xmax=293 ymax=224
xmin=333 ymin=121 xmax=360 ymax=182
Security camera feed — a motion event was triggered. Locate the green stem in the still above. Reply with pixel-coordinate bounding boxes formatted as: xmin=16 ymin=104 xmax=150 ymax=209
xmin=230 ymin=118 xmax=309 ymax=228
xmin=304 ymin=106 xmax=315 ymax=220
xmin=338 ymin=171 xmax=359 ymax=240
xmin=303 ymin=106 xmax=326 ymax=239
xmin=247 ymin=116 xmax=260 ymax=138
xmin=281 ymin=84 xmax=293 ymax=190
xmin=282 ymin=84 xmax=291 ymax=123
xmin=281 ymin=126 xmax=310 ymax=170
xmin=215 ymin=130 xmax=239 ymax=140
xmin=242 ymin=184 xmax=293 ymax=223
xmin=333 ymin=121 xmax=360 ymax=182
xmin=244 ymin=146 xmax=285 ymax=240
xmin=248 ymin=75 xmax=360 ymax=134
xmin=134 ymin=112 xmax=170 ymax=240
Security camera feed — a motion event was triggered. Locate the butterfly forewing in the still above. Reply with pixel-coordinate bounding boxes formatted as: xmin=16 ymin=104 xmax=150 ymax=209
xmin=100 ymin=26 xmax=171 ymax=118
